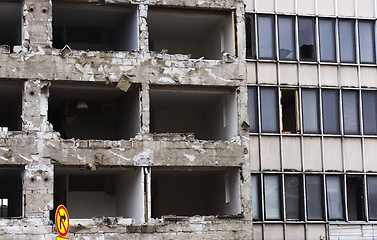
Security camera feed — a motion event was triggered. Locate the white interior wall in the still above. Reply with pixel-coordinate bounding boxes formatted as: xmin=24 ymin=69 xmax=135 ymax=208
xmin=114 ymin=8 xmax=138 ymax=51
xmin=115 ymin=169 xmax=144 ymax=223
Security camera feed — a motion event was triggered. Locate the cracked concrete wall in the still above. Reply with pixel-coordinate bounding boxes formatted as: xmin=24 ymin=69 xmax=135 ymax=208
xmin=0 ymin=0 xmax=252 ymax=239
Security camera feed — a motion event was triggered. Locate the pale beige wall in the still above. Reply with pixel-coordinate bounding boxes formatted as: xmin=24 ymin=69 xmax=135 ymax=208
xmin=303 ymin=137 xmax=322 ymax=171
xmin=258 ymin=63 xmax=277 ymax=85
xmin=365 ymin=138 xmax=377 ymax=172
xmin=320 ymin=65 xmax=338 ymax=87
xmin=307 ymin=224 xmax=327 ymax=240
xmin=344 ymin=138 xmax=363 ymax=172
xmin=280 ymin=63 xmax=298 ymax=85
xmin=261 ymin=136 xmax=281 ymax=171
xmin=340 ymin=66 xmax=359 ymax=87
xmin=286 ymin=224 xmax=305 ymax=240
xmin=250 ymin=136 xmax=260 ymax=170
xmin=360 ymin=67 xmax=377 ymax=88
xmin=264 ymin=224 xmax=284 ymax=239
xmin=300 ymin=64 xmax=318 ymax=86
xmin=282 ymin=136 xmax=302 ymax=171
xmin=247 ymin=62 xmax=257 ymax=84
xmin=324 ymin=137 xmax=343 ymax=171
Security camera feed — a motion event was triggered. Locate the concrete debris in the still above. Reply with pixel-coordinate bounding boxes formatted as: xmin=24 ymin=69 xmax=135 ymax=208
xmin=59 ymin=44 xmax=72 ymax=57
xmin=116 ymin=74 xmax=132 ymax=92
xmin=4 ymin=149 xmax=12 ymax=159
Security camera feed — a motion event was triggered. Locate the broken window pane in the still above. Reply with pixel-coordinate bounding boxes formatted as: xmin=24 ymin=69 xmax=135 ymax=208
xmin=347 ymin=175 xmax=365 ymax=221
xmin=285 ymin=175 xmax=302 ymax=220
xmin=264 ymin=175 xmax=281 ymax=220
xmin=339 ymin=20 xmax=356 ymax=63
xmin=48 ymin=83 xmax=140 ymax=140
xmin=251 ymin=174 xmax=261 ymax=220
xmin=150 ymin=88 xmax=237 ymax=140
xmin=152 ymin=168 xmax=241 ymax=218
xmin=322 ymin=90 xmax=340 ymax=134
xmin=326 ymin=175 xmax=344 ymax=220
xmin=54 ymin=168 xmax=144 ymax=222
xmin=148 ymin=8 xmax=234 ymax=59
xmin=260 ymin=88 xmax=279 ymax=133
xmin=359 ymin=21 xmax=375 ymax=64
xmin=248 ymin=87 xmax=259 ymax=133
xmin=53 ymin=4 xmax=138 ymax=51
xmin=342 ymin=90 xmax=360 ymax=135
xmin=278 ymin=16 xmax=296 ymax=60
xmin=362 ymin=91 xmax=377 ymax=135
xmin=0 ymin=168 xmax=23 ymax=218
xmin=306 ymin=175 xmax=324 ymax=220
xmin=367 ymin=176 xmax=377 ymax=220
xmin=246 ymin=14 xmax=256 ymax=59
xmin=0 ymin=1 xmax=22 ymax=52
xmin=302 ymin=89 xmax=320 ymax=133
xmin=281 ymin=89 xmax=299 ymax=133
xmin=319 ymin=19 xmax=336 ymax=62
xmin=258 ymin=15 xmax=276 ymax=59
xmin=299 ymin=18 xmax=316 ymax=61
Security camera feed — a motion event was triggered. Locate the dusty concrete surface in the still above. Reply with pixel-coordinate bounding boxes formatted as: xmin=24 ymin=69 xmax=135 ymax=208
xmin=0 ymin=0 xmax=252 ymax=239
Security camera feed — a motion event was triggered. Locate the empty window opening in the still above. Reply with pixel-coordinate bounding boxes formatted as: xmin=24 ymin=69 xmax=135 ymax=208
xmin=281 ymin=89 xmax=299 ymax=133
xmin=53 ymin=3 xmax=138 ymax=51
xmin=48 ymin=83 xmax=140 ymax=140
xmin=0 ymin=1 xmax=22 ymax=52
xmin=148 ymin=8 xmax=235 ymax=59
xmin=151 ymin=168 xmax=241 ymax=218
xmin=347 ymin=176 xmax=365 ymax=221
xmin=298 ymin=18 xmax=316 ymax=61
xmin=0 ymin=168 xmax=23 ymax=218
xmin=0 ymin=80 xmax=22 ymax=131
xmin=54 ymin=167 xmax=144 ymax=222
xmin=150 ymin=87 xmax=237 ymax=141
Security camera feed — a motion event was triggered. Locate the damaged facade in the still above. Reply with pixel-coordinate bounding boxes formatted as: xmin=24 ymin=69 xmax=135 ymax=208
xmin=0 ymin=0 xmax=252 ymax=239
xmin=247 ymin=0 xmax=377 ymax=239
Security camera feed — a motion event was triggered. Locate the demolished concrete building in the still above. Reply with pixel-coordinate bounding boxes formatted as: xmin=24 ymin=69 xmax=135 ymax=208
xmin=0 ymin=0 xmax=252 ymax=239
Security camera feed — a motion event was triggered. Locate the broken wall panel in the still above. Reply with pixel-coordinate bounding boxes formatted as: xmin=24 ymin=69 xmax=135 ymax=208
xmin=52 ymin=3 xmax=138 ymax=51
xmin=150 ymin=87 xmax=237 ymax=141
xmin=54 ymin=167 xmax=144 ymax=222
xmin=48 ymin=82 xmax=140 ymax=140
xmin=151 ymin=167 xmax=241 ymax=218
xmin=148 ymin=8 xmax=235 ymax=59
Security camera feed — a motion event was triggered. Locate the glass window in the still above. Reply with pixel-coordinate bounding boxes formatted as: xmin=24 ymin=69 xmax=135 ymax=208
xmin=306 ymin=175 xmax=324 ymax=220
xmin=258 ymin=15 xmax=276 ymax=59
xmin=319 ymin=19 xmax=336 ymax=62
xmin=367 ymin=176 xmax=377 ymax=220
xmin=285 ymin=175 xmax=302 ymax=220
xmin=260 ymin=88 xmax=279 ymax=133
xmin=264 ymin=175 xmax=281 ymax=220
xmin=362 ymin=91 xmax=377 ymax=135
xmin=302 ymin=89 xmax=320 ymax=133
xmin=346 ymin=175 xmax=365 ymax=221
xmin=339 ymin=20 xmax=356 ymax=63
xmin=359 ymin=21 xmax=375 ymax=64
xmin=278 ymin=16 xmax=296 ymax=60
xmin=246 ymin=14 xmax=256 ymax=59
xmin=248 ymin=87 xmax=259 ymax=133
xmin=322 ymin=90 xmax=340 ymax=134
xmin=326 ymin=175 xmax=344 ymax=220
xmin=299 ymin=18 xmax=316 ymax=61
xmin=342 ymin=90 xmax=360 ymax=135
xmin=251 ymin=174 xmax=261 ymax=220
